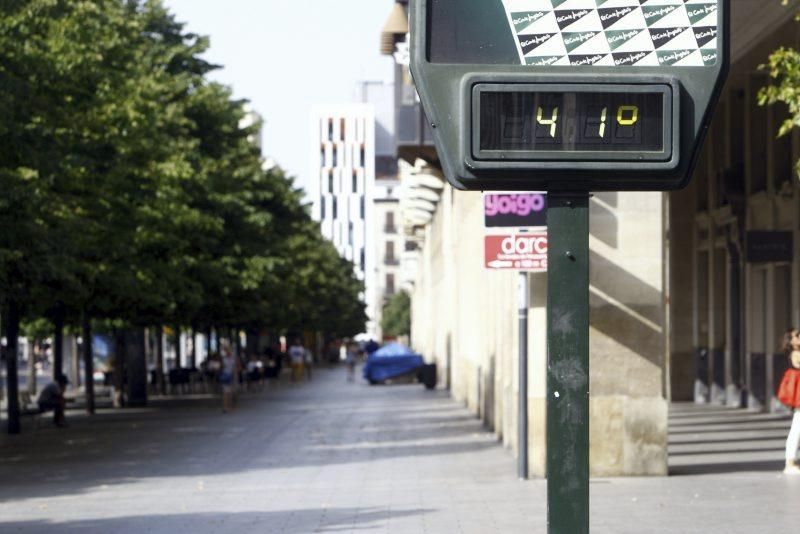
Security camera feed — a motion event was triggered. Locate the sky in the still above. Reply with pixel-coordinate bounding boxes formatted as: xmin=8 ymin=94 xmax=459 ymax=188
xmin=163 ymin=0 xmax=395 ymax=193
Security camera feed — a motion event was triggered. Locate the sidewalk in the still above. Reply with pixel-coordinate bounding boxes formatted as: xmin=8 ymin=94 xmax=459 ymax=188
xmin=0 ymin=367 xmax=798 ymax=533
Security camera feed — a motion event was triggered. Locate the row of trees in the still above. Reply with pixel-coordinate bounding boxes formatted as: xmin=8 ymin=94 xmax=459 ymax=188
xmin=0 ymin=0 xmax=366 ymax=431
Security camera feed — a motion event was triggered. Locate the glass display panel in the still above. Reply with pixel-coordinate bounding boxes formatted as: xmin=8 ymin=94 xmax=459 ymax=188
xmin=479 ymin=91 xmax=664 ymax=153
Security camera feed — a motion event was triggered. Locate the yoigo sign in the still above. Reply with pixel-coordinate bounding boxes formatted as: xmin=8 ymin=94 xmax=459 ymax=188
xmin=485 ymin=192 xmax=547 ymax=227
xmin=484 ymin=193 xmax=548 ymax=271
xmin=410 ymin=0 xmax=728 ymax=191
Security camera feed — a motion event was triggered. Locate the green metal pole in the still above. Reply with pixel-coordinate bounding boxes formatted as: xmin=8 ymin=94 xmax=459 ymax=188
xmin=547 ymin=192 xmax=590 ymax=534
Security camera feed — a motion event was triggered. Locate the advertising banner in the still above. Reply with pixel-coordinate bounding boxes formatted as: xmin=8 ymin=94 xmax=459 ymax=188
xmin=484 ymin=192 xmax=547 ymax=228
xmin=484 ymin=232 xmax=548 ymax=271
xmin=484 ymin=192 xmax=548 ymax=272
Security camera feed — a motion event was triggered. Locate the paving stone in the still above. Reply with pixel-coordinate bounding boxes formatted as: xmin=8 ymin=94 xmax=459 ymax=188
xmin=0 ymin=367 xmax=799 ymax=533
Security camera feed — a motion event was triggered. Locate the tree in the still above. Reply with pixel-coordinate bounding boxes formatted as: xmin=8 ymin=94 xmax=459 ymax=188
xmin=382 ymin=291 xmax=411 ymax=338
xmin=759 ymin=1 xmax=800 ymax=173
xmin=0 ymin=0 xmax=368 ymax=432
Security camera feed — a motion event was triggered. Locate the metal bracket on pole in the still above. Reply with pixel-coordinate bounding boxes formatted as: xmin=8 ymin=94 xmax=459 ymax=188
xmin=547 ymin=192 xmax=590 ymax=534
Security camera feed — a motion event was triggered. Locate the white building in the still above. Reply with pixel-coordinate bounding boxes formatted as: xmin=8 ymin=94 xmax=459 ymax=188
xmin=310 ymin=105 xmax=377 ymax=337
xmin=372 ymin=179 xmax=403 ymax=340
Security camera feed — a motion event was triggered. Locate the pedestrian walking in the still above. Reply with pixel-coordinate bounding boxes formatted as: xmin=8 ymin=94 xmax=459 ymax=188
xmin=288 ymin=339 xmax=305 ymax=383
xmin=219 ymin=344 xmax=240 ymax=413
xmin=777 ymin=328 xmax=800 ymax=475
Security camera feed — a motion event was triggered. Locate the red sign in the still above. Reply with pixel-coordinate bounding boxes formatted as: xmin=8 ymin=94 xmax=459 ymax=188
xmin=484 ymin=232 xmax=548 ymax=272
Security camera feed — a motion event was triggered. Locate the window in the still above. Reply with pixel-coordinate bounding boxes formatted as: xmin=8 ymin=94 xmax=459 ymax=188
xmin=360 ymin=196 xmax=365 ymax=219
xmin=352 ymin=171 xmax=358 ymax=194
xmin=386 ymin=274 xmax=395 ymax=295
xmin=332 ymin=197 xmax=338 ymax=219
xmin=385 ymin=212 xmax=395 ymax=233
xmin=327 ymin=118 xmax=334 ymax=141
xmin=340 ymin=118 xmax=346 ymax=140
xmin=359 ymin=145 xmax=365 ymax=167
xmin=385 ymin=241 xmax=395 ymax=263
xmin=332 ymin=144 xmax=338 ymax=167
xmin=320 ymin=146 xmax=326 ymax=166
xmin=348 ymin=222 xmax=354 ymax=246
xmin=328 ymin=170 xmax=334 ymax=194
xmin=320 ymin=196 xmax=325 ymax=219
xmin=360 ymin=248 xmax=365 ymax=272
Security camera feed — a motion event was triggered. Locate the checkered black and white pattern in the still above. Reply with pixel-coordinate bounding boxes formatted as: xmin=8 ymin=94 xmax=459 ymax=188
xmin=502 ymin=0 xmax=718 ymax=67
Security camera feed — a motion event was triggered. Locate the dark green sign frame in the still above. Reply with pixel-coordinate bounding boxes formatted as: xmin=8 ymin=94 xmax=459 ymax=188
xmin=410 ymin=0 xmax=729 ymax=191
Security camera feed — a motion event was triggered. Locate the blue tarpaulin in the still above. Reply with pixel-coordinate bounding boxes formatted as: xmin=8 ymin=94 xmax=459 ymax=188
xmin=363 ymin=343 xmax=425 ymax=383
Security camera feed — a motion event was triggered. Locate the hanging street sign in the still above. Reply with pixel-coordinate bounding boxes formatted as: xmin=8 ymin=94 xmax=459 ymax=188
xmin=410 ymin=0 xmax=729 ymax=192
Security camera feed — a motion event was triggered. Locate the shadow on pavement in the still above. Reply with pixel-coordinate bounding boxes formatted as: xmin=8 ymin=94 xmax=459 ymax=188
xmin=0 ymin=368 xmax=499 ymax=503
xmin=0 ymin=507 xmax=434 ymax=533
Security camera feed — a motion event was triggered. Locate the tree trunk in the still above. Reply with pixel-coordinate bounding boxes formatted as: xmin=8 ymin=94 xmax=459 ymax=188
xmin=190 ymin=326 xmax=197 ymax=369
xmin=53 ymin=304 xmax=64 ymax=381
xmin=174 ymin=325 xmax=182 ymax=369
xmin=27 ymin=338 xmax=37 ymax=397
xmin=4 ymin=299 xmax=21 ymax=434
xmin=82 ymin=313 xmax=95 ymax=414
xmin=155 ymin=325 xmax=165 ymax=395
xmin=234 ymin=328 xmax=242 ymax=359
xmin=125 ymin=329 xmax=148 ymax=407
xmin=70 ymin=334 xmax=81 ymax=388
xmin=246 ymin=330 xmax=259 ymax=358
xmin=205 ymin=327 xmax=212 ymax=359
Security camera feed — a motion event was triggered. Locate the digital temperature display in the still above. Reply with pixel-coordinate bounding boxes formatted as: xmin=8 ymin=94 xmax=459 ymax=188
xmin=476 ymin=87 xmax=669 ymax=161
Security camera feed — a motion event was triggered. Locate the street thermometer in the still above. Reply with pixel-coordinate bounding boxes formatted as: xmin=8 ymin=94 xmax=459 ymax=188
xmin=410 ymin=0 xmax=729 ymax=532
xmin=411 ymin=0 xmax=727 ymax=192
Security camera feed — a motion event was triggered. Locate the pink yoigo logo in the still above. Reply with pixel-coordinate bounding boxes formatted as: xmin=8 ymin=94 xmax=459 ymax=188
xmin=484 ymin=194 xmax=546 ymax=217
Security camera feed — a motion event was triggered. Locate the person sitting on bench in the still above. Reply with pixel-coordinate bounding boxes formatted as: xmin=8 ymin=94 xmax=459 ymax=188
xmin=37 ymin=374 xmax=68 ymax=427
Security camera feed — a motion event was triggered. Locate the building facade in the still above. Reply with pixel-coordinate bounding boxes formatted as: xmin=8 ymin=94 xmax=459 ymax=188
xmin=310 ymin=105 xmax=377 ymax=336
xmin=380 ymin=0 xmax=800 ymax=476
xmin=668 ymin=2 xmax=800 ymax=413
xmin=372 ymin=179 xmax=403 ymax=340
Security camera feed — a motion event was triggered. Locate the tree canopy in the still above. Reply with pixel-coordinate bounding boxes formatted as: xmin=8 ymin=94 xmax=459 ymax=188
xmin=0 ymin=0 xmax=366 ymax=340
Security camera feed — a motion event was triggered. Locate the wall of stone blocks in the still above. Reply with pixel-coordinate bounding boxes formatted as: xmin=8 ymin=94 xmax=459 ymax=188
xmin=410 ymin=187 xmax=668 ymax=476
